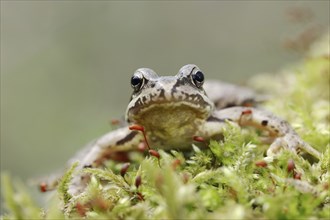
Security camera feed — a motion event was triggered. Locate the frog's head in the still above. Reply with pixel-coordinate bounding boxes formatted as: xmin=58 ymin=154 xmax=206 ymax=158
xmin=125 ymin=65 xmax=214 ymax=132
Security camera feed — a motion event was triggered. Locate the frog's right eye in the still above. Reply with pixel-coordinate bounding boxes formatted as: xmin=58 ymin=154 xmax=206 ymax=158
xmin=131 ymin=73 xmax=144 ymax=91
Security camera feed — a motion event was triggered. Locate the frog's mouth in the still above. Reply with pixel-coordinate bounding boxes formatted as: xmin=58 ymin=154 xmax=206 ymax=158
xmin=126 ymin=100 xmax=212 ymax=125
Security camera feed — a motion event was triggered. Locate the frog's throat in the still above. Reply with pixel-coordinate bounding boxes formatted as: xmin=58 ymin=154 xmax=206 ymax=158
xmin=127 ymin=103 xmax=208 ymax=148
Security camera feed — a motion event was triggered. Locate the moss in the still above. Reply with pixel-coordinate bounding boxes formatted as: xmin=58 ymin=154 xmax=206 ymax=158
xmin=1 ymin=173 xmax=39 ymax=219
xmin=1 ymin=35 xmax=329 ymax=219
xmin=57 ymin=161 xmax=78 ymax=205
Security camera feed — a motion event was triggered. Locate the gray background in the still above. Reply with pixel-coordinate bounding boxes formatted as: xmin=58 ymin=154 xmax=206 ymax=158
xmin=1 ymin=1 xmax=329 ymax=181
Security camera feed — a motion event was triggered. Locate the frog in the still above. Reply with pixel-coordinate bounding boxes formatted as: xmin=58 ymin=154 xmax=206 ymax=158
xmin=42 ymin=64 xmax=321 ymax=195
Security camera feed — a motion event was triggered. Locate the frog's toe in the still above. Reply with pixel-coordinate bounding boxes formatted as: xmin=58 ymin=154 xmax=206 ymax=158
xmin=267 ymin=134 xmax=321 ymax=159
xmin=268 ymin=135 xmax=302 ymax=155
xmin=267 ymin=137 xmax=287 ymax=156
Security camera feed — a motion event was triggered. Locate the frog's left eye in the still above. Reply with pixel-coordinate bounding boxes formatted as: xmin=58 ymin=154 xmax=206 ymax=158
xmin=192 ymin=71 xmax=204 ymax=88
xmin=131 ymin=74 xmax=144 ymax=92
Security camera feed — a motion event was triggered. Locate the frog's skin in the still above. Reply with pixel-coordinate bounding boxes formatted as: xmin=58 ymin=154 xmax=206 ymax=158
xmin=45 ymin=64 xmax=321 ymax=195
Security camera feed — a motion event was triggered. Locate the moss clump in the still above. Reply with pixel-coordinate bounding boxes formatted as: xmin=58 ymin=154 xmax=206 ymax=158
xmin=1 ymin=35 xmax=329 ymax=219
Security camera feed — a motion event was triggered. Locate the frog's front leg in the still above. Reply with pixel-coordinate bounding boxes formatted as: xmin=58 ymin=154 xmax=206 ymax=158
xmin=66 ymin=127 xmax=143 ymax=195
xmin=205 ymin=107 xmax=321 ymax=159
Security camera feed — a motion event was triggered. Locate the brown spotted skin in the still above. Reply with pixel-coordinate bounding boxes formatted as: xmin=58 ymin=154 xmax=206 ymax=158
xmin=43 ymin=64 xmax=321 ymax=195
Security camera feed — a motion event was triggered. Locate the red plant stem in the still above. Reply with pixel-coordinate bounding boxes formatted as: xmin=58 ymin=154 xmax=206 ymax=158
xmin=129 ymin=124 xmax=151 ymax=150
xmin=142 ymin=131 xmax=151 ymax=150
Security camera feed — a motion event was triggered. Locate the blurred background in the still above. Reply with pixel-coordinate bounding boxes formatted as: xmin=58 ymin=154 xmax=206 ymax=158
xmin=1 ymin=1 xmax=329 ymax=184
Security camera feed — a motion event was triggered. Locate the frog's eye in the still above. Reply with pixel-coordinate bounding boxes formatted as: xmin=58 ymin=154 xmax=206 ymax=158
xmin=131 ymin=74 xmax=144 ymax=91
xmin=192 ymin=71 xmax=204 ymax=88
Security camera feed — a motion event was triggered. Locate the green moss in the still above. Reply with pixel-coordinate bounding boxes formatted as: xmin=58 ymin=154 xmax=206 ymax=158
xmin=57 ymin=161 xmax=78 ymax=205
xmin=1 ymin=35 xmax=329 ymax=219
xmin=1 ymin=173 xmax=40 ymax=219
